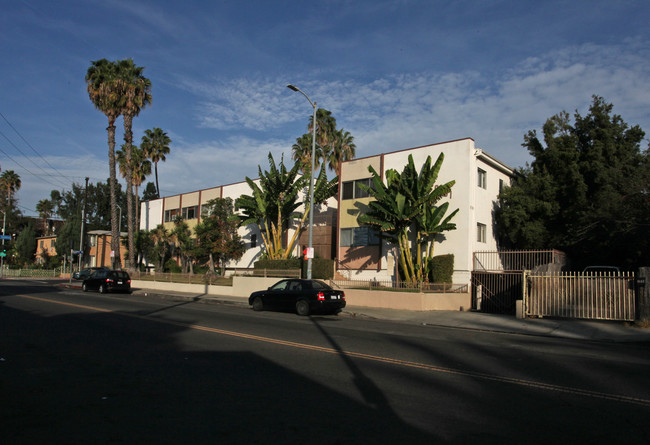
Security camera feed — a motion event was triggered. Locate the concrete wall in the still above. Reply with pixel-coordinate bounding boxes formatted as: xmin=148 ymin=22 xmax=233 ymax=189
xmin=131 ymin=277 xmax=470 ymax=311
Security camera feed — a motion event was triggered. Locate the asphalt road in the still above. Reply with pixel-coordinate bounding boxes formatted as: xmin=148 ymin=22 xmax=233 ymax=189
xmin=2 ymin=279 xmax=650 ymax=444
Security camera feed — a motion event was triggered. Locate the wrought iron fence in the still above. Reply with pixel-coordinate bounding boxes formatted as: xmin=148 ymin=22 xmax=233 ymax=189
xmin=1 ymin=268 xmax=61 ymax=278
xmin=130 ymin=271 xmax=233 ymax=286
xmin=250 ymin=269 xmax=301 ymax=278
xmin=331 ymin=279 xmax=468 ymax=293
xmin=130 ymin=268 xmax=300 ymax=285
xmin=523 ymin=271 xmax=636 ymax=321
xmin=474 ymin=249 xmax=566 ymax=272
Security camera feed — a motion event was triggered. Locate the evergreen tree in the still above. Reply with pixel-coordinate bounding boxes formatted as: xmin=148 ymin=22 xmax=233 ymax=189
xmin=496 ymin=96 xmax=649 ymax=269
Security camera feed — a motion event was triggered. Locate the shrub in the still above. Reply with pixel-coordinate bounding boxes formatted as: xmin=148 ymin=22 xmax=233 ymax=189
xmin=303 ymin=258 xmax=334 ymax=280
xmin=254 ymin=258 xmax=302 ymax=271
xmin=430 ymin=254 xmax=454 ymax=283
xmin=164 ymin=258 xmax=182 ymax=273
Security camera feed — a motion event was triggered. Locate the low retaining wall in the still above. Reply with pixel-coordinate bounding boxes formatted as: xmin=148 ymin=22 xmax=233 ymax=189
xmin=343 ymin=288 xmax=471 ymax=311
xmin=132 ymin=277 xmax=470 ymax=311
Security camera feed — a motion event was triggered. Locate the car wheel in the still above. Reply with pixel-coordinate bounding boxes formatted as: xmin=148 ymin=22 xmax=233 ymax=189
xmin=82 ymin=283 xmax=88 ymax=292
xmin=296 ymin=300 xmax=310 ymax=316
xmin=252 ymin=296 xmax=264 ymax=311
xmin=99 ymin=284 xmax=106 ymax=294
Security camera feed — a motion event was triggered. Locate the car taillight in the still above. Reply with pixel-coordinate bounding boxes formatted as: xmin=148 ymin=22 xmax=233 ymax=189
xmin=317 ymin=292 xmax=325 ymax=301
xmin=342 ymin=292 xmax=345 ymax=300
xmin=127 ymin=280 xmax=131 ymax=284
xmin=106 ymin=278 xmax=113 ymax=283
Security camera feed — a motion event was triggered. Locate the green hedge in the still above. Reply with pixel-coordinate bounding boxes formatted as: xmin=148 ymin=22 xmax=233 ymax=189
xmin=254 ymin=258 xmax=334 ymax=280
xmin=254 ymin=258 xmax=302 ymax=271
xmin=430 ymin=254 xmax=454 ymax=283
xmin=302 ymin=258 xmax=334 ymax=280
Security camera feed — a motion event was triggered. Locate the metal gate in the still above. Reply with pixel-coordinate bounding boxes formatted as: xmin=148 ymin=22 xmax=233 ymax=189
xmin=523 ymin=271 xmax=636 ymax=321
xmin=471 ymin=271 xmax=523 ymax=315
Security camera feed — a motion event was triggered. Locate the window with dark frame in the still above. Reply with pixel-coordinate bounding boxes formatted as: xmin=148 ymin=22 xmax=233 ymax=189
xmin=342 ymin=178 xmax=374 ymax=200
xmin=478 ymin=168 xmax=487 ymax=189
xmin=340 ymin=226 xmax=380 ymax=247
xmin=477 ymin=223 xmax=486 ymax=243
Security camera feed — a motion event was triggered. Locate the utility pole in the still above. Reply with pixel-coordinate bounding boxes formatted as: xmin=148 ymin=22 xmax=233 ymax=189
xmin=78 ymin=177 xmax=89 ymax=273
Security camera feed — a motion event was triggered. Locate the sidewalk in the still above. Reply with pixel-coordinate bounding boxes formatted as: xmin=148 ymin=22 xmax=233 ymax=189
xmin=64 ymin=281 xmax=650 ymax=343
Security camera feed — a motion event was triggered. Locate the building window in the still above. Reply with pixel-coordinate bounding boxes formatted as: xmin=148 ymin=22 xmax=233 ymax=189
xmin=478 ymin=168 xmax=487 ymax=189
xmin=342 ymin=181 xmax=354 ymax=200
xmin=342 ymin=178 xmax=374 ymax=200
xmin=181 ymin=206 xmax=198 ymax=220
xmin=250 ymin=234 xmax=257 ymax=248
xmin=164 ymin=208 xmax=179 ymax=222
xmin=477 ymin=223 xmax=486 ymax=243
xmin=340 ymin=227 xmax=380 ymax=247
xmin=499 ymin=178 xmax=504 ymax=194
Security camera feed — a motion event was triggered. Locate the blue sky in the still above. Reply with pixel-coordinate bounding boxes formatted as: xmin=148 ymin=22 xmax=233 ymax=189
xmin=2 ymin=0 xmax=650 ymax=217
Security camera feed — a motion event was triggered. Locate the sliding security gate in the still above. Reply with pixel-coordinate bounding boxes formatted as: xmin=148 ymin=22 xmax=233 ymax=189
xmin=471 ymin=271 xmax=523 ymax=315
xmin=523 ymin=271 xmax=636 ymax=321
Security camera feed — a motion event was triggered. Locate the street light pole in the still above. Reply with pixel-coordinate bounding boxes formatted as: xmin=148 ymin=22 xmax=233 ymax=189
xmin=287 ymin=84 xmax=317 ymax=279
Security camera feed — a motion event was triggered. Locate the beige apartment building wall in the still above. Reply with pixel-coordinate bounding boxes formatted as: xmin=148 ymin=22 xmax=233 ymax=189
xmin=337 ymin=138 xmax=513 ymax=285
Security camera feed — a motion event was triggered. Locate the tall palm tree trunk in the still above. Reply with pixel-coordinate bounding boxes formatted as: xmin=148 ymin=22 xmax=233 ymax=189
xmin=154 ymin=162 xmax=160 ymax=197
xmin=123 ymin=115 xmax=136 ymax=271
xmin=107 ymin=122 xmax=121 ymax=269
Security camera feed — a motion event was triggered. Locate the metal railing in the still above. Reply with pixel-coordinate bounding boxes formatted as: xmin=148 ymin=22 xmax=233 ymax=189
xmin=250 ymin=268 xmax=301 ymax=278
xmin=1 ymin=268 xmax=61 ymax=278
xmin=523 ymin=271 xmax=636 ymax=321
xmin=474 ymin=249 xmax=566 ymax=272
xmin=331 ymin=279 xmax=468 ymax=294
xmin=130 ymin=271 xmax=233 ymax=286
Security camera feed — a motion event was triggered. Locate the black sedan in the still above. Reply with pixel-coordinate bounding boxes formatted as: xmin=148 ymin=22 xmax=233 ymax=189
xmin=73 ymin=266 xmax=108 ymax=280
xmin=82 ymin=269 xmax=131 ymax=294
xmin=249 ymin=279 xmax=346 ymax=316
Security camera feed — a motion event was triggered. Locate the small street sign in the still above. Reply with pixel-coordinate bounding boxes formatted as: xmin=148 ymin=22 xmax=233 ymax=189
xmin=0 ymin=235 xmax=11 ymax=240
xmin=0 ymin=252 xmax=6 ymax=257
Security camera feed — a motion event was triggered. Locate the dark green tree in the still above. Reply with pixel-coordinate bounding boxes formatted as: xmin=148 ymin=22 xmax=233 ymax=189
xmin=195 ymin=198 xmax=245 ymax=275
xmin=55 ymin=216 xmax=81 ymax=266
xmin=50 ymin=180 xmax=127 ymax=232
xmin=15 ymin=220 xmax=36 ymax=266
xmin=496 ymin=96 xmax=649 ymax=269
xmin=141 ymin=182 xmax=159 ymax=201
xmin=170 ymin=219 xmax=195 ymax=274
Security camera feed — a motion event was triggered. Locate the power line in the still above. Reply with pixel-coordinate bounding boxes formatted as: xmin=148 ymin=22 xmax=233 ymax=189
xmin=0 ymin=129 xmax=70 ymax=189
xmin=0 ymin=111 xmax=72 ymax=185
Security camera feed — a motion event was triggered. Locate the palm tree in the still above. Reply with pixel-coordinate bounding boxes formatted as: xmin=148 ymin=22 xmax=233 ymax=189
xmin=291 ymin=133 xmax=324 ymax=173
xmin=115 ymin=59 xmax=152 ymax=271
xmin=295 ymin=108 xmax=356 ymax=176
xmin=36 ymin=199 xmax=55 ymax=235
xmin=86 ymin=59 xmax=122 ymax=269
xmin=0 ymin=170 xmax=21 ymax=203
xmin=140 ymin=127 xmax=171 ymax=198
xmin=309 ymin=108 xmax=337 ymax=150
xmin=150 ymin=224 xmax=170 ymax=271
xmin=117 ymin=144 xmax=151 ymax=230
xmin=327 ymin=129 xmax=356 ymax=175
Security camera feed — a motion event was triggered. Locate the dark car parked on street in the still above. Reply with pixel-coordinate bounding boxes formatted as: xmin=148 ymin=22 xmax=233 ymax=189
xmin=249 ymin=279 xmax=346 ymax=316
xmin=73 ymin=266 xmax=109 ymax=280
xmin=82 ymin=269 xmax=131 ymax=294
